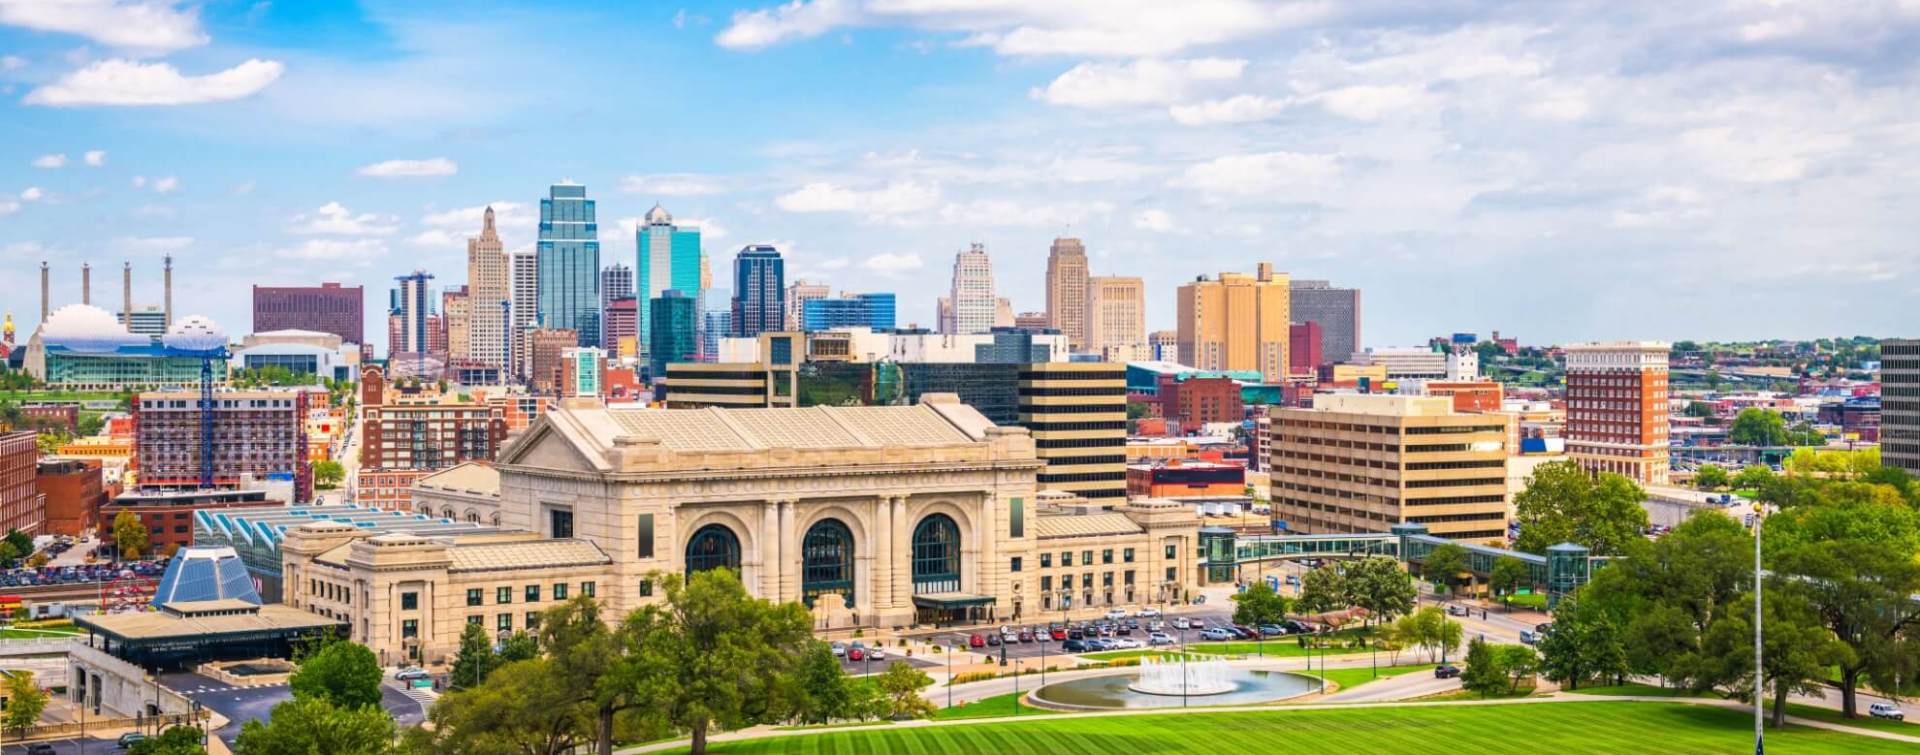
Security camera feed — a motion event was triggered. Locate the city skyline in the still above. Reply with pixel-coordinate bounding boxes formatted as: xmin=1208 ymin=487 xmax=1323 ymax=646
xmin=3 ymin=2 xmax=1919 ymax=351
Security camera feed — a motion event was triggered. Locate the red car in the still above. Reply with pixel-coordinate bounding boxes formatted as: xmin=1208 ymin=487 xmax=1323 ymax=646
xmin=847 ymin=647 xmax=864 ymax=661
xmin=969 ymin=633 xmax=985 ymax=648
xmin=1050 ymin=627 xmax=1067 ymax=641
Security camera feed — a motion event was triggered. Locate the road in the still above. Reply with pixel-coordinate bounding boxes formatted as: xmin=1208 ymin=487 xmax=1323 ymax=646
xmin=154 ymin=671 xmax=428 ymax=746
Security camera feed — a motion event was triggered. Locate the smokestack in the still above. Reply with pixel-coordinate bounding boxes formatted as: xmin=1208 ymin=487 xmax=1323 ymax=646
xmin=123 ymin=262 xmax=132 ymax=327
xmin=39 ymin=262 xmax=48 ymax=323
xmin=163 ymin=255 xmax=173 ymax=327
xmin=82 ymin=263 xmax=91 ymax=305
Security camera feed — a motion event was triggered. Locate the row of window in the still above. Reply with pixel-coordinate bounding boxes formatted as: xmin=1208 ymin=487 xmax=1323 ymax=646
xmin=1038 ymin=570 xmax=1136 ymax=592
xmin=1037 ymin=547 xmax=1153 ymax=569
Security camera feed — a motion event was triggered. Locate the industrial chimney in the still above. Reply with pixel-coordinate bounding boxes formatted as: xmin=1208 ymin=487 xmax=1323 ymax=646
xmin=163 ymin=255 xmax=174 ymax=327
xmin=82 ymin=262 xmax=91 ymax=305
xmin=123 ymin=262 xmax=132 ymax=327
xmin=39 ymin=262 xmax=48 ymax=322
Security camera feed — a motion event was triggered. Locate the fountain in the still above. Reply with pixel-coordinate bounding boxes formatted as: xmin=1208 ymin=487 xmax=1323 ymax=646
xmin=1128 ymin=657 xmax=1238 ymax=695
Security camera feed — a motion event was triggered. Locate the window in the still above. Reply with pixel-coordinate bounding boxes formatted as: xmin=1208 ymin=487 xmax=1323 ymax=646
xmin=497 ymin=587 xmax=512 ymax=605
xmin=1165 ymin=567 xmax=1176 ymax=582
xmin=638 ymin=579 xmax=653 ymax=598
xmin=497 ymin=613 xmax=512 ymax=631
xmin=1102 ymin=572 xmax=1114 ymax=587
xmin=1082 ymin=550 xmax=1093 ymax=566
xmin=1009 ymin=497 xmax=1024 ymax=538
xmin=553 ymin=583 xmax=568 ymax=600
xmin=1081 ymin=574 xmax=1093 ymax=588
xmin=467 ymin=615 xmax=483 ymax=626
xmin=402 ymin=619 xmax=418 ymax=638
xmin=400 ymin=592 xmax=418 ymax=611
xmin=582 ymin=581 xmax=596 ymax=597
xmin=1041 ymin=576 xmax=1053 ymax=592
xmin=526 ymin=612 xmax=542 ymax=630
xmin=1165 ymin=545 xmax=1177 ymax=559
xmin=525 ymin=585 xmax=541 ymax=603
xmin=910 ymin=514 xmax=962 ymax=595
xmin=466 ymin=589 xmax=482 ymax=607
xmin=801 ymin=519 xmax=856 ymax=608
xmin=1102 ymin=549 xmax=1113 ymax=564
xmin=1124 ymin=570 xmax=1136 ymax=585
xmin=637 ymin=513 xmax=655 ymax=559
xmin=1062 ymin=551 xmax=1074 ymax=567
xmin=686 ymin=524 xmax=743 ymax=577
xmin=1123 ymin=548 xmax=1135 ymax=563
xmin=1010 ymin=557 xmax=1023 ymax=573
xmin=1040 ymin=553 xmax=1052 ymax=569
xmin=550 ymin=508 xmax=574 ymax=539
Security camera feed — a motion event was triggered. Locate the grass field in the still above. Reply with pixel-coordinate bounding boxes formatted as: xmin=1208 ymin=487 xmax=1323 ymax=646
xmin=932 ymin=691 xmax=1063 ymax=721
xmin=1078 ymin=650 xmax=1208 ymax=662
xmin=1315 ymin=663 xmax=1437 ymax=691
xmin=1580 ymin=683 xmax=1917 ymax=735
xmin=680 ymin=701 xmax=1911 ymax=754
xmin=0 ymin=627 xmax=84 ymax=640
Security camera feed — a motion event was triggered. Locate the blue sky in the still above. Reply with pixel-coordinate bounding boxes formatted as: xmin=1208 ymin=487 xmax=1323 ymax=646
xmin=3 ymin=0 xmax=1918 ymax=352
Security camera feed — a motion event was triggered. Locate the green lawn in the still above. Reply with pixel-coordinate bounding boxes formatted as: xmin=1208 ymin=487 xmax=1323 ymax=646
xmin=1581 ymin=684 xmax=1915 ymax=735
xmin=680 ymin=701 xmax=1911 ymax=754
xmin=0 ymin=627 xmax=84 ymax=640
xmin=1316 ymin=663 xmax=1436 ymax=692
xmin=1078 ymin=650 xmax=1208 ymax=662
xmin=932 ymin=691 xmax=1062 ymax=721
xmin=1177 ymin=640 xmax=1373 ymax=659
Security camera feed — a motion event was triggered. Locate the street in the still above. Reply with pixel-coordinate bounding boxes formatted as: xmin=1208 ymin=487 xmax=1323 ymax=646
xmin=151 ymin=671 xmax=429 ymax=746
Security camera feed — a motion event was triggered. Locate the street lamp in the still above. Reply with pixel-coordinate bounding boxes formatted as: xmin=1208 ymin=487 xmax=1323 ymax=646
xmin=946 ymin=641 xmax=955 ymax=709
xmin=1754 ymin=506 xmax=1765 ymax=750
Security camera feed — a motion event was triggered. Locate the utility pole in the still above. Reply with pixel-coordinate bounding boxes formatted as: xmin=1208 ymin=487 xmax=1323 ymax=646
xmin=1754 ymin=510 xmax=1765 ymax=753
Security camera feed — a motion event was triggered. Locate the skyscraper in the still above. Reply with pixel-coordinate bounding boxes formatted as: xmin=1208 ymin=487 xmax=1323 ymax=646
xmin=785 ymin=280 xmax=830 ymax=331
xmin=1045 ymin=237 xmax=1089 ymax=351
xmin=634 ymin=204 xmax=702 ymax=357
xmin=1884 ymin=338 xmax=1920 ymax=475
xmin=443 ymin=285 xmax=470 ymax=362
xmin=699 ymin=288 xmax=730 ymax=362
xmin=731 ymin=245 xmax=785 ymax=338
xmin=508 ymin=249 xmax=539 ymax=377
xmin=1564 ymin=342 xmax=1671 ymax=486
xmin=801 ymin=293 xmax=896 ymax=331
xmin=600 ymin=263 xmax=633 ymax=349
xmin=466 ymin=207 xmax=510 ymax=369
xmin=1084 ymin=275 xmax=1145 ymax=362
xmin=649 ymin=290 xmax=699 ymax=378
xmin=390 ymin=271 xmax=433 ymax=357
xmin=536 ymin=182 xmax=601 ymax=347
xmin=1289 ymin=279 xmax=1362 ymax=364
xmin=252 ymin=282 xmax=364 ymax=344
xmin=1176 ymin=263 xmax=1290 ymax=382
xmin=948 ymin=244 xmax=995 ymax=335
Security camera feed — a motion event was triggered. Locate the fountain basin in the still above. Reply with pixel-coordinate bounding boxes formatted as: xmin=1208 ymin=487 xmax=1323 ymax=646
xmin=1030 ymin=666 xmax=1322 ymax=710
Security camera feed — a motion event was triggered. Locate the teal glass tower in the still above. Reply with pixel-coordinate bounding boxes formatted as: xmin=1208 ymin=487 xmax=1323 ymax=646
xmin=635 ymin=204 xmax=703 ymax=358
xmin=537 ymin=182 xmax=601 ymax=347
xmin=648 ymin=290 xmax=699 ymax=378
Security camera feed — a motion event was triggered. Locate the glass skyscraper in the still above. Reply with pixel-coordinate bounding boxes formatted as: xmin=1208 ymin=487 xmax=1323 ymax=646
xmin=537 ymin=182 xmax=601 ymax=347
xmin=648 ymin=290 xmax=699 ymax=378
xmin=635 ymin=204 xmax=703 ymax=358
xmin=801 ymin=293 xmax=896 ymax=331
xmin=731 ymin=244 xmax=785 ymax=338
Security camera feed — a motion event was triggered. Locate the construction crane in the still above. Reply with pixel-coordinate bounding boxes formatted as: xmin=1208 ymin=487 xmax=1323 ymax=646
xmin=161 ymin=316 xmax=230 ymax=488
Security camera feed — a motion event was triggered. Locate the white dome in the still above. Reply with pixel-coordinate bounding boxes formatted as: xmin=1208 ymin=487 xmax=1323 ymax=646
xmin=40 ymin=304 xmax=147 ymax=353
xmin=162 ymin=314 xmax=228 ymax=353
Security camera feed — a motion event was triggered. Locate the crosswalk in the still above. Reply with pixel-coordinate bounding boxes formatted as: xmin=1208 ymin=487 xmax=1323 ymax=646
xmin=397 ymin=684 xmax=438 ymax=707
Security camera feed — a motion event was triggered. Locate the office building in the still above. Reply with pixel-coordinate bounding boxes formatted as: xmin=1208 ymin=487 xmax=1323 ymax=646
xmin=442 ymin=286 xmax=470 ymax=363
xmin=648 ymin=291 xmax=699 ymax=377
xmin=1045 ymin=238 xmax=1089 ymax=350
xmin=1177 ymin=263 xmax=1290 ymax=382
xmin=1270 ymin=394 xmax=1511 ymax=544
xmin=1014 ymin=312 xmax=1049 ymax=332
xmin=1289 ymin=279 xmax=1362 ymax=364
xmin=356 ymin=369 xmax=508 ymax=510
xmin=995 ymin=297 xmax=1015 ymax=329
xmin=35 ymin=458 xmax=104 ymax=537
xmin=123 ymin=304 xmax=167 ymax=337
xmin=634 ymin=205 xmax=702 ymax=357
xmin=731 ymin=245 xmax=785 ymax=338
xmin=131 ymin=389 xmax=311 ymax=502
xmin=948 ymin=244 xmax=996 ymax=335
xmin=1157 ymin=375 xmax=1244 ymax=434
xmin=389 ymin=271 xmax=434 ymax=358
xmin=467 ymin=206 xmax=511 ymax=369
xmin=786 ymin=280 xmax=831 ymax=331
xmin=562 ymin=348 xmax=605 ymax=398
xmin=700 ymin=291 xmax=731 ymax=363
xmin=1564 ymin=342 xmax=1671 ymax=485
xmin=1149 ymin=331 xmax=1179 ymax=362
xmin=1020 ymin=362 xmax=1127 ymax=500
xmin=1357 ymin=346 xmax=1447 ymax=380
xmin=599 ymin=264 xmax=633 ymax=348
xmin=1885 ymin=339 xmax=1920 ymax=475
xmin=801 ymin=293 xmax=896 ymax=331
xmin=536 ymin=182 xmax=602 ymax=347
xmin=1084 ymin=276 xmax=1145 ymax=362
xmin=0 ymin=431 xmax=45 ymax=535
xmin=603 ymin=297 xmax=638 ymax=360
xmin=508 ymin=249 xmax=540 ymax=376
xmin=528 ymin=329 xmax=579 ymax=395
xmin=1127 ymin=459 xmax=1245 ymax=498
xmin=1289 ymin=322 xmax=1322 ymax=378
xmin=252 ymin=282 xmax=364 ymax=346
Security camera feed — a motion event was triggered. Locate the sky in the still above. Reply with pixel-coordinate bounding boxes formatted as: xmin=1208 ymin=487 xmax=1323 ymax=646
xmin=2 ymin=0 xmax=1918 ymax=353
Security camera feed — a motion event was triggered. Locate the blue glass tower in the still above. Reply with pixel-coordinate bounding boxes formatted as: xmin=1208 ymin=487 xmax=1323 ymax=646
xmin=537 ymin=182 xmax=601 ymax=347
xmin=801 ymin=293 xmax=896 ymax=331
xmin=635 ymin=204 xmax=703 ymax=358
xmin=731 ymin=244 xmax=785 ymax=338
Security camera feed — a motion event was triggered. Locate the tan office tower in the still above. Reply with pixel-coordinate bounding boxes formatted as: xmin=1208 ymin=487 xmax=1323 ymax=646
xmin=467 ymin=206 xmax=510 ymax=368
xmin=1270 ymin=394 xmax=1511 ymax=544
xmin=1176 ymin=263 xmax=1290 ymax=382
xmin=1021 ymin=362 xmax=1127 ymax=500
xmin=1085 ymin=276 xmax=1145 ymax=362
xmin=1564 ymin=341 xmax=1671 ymax=485
xmin=1045 ymin=237 xmax=1089 ymax=350
xmin=508 ymin=249 xmax=540 ymax=377
xmin=948 ymin=244 xmax=996 ymax=334
xmin=994 ymin=297 xmax=1015 ymax=329
xmin=785 ymin=280 xmax=830 ymax=331
xmin=443 ymin=286 xmax=470 ymax=362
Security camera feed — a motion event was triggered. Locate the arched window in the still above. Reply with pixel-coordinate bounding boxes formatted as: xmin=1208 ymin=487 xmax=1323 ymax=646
xmin=801 ymin=519 xmax=855 ymax=608
xmin=911 ymin=514 xmax=961 ymax=595
xmin=685 ymin=524 xmax=742 ymax=578
xmin=465 ymin=511 xmax=480 ymax=524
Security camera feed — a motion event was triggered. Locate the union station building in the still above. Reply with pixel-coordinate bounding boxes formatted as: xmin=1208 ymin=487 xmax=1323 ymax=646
xmin=279 ymin=395 xmax=1206 ymax=663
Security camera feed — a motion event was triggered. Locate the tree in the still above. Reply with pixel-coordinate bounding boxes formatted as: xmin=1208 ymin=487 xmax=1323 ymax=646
xmin=1729 ymin=408 xmax=1789 ymax=446
xmin=1295 ymin=563 xmax=1348 ymax=614
xmin=1537 ymin=593 xmax=1628 ymax=691
xmin=449 ymin=622 xmax=496 ymax=689
xmin=874 ymin=661 xmax=934 ymax=720
xmin=1698 ymin=589 xmax=1848 ymax=728
xmin=127 ymin=726 xmax=208 ymax=755
xmin=420 ymin=659 xmax=588 ymax=755
xmin=113 ymin=509 xmax=149 ymax=559
xmin=1693 ymin=465 xmax=1729 ymax=490
xmin=235 ymin=696 xmax=396 ymax=755
xmin=1733 ymin=465 xmax=1775 ymax=493
xmin=1420 ymin=544 xmax=1470 ymax=593
xmin=1231 ymin=581 xmax=1291 ymax=627
xmin=498 ymin=630 xmax=539 ymax=663
xmin=3 ymin=530 xmax=30 ymax=560
xmin=1489 ymin=556 xmax=1530 ymax=606
xmin=1460 ymin=638 xmax=1506 ymax=698
xmin=1401 ymin=607 xmax=1462 ymax=663
xmin=1344 ymin=556 xmax=1416 ymax=625
xmin=290 ymin=640 xmax=384 ymax=710
xmin=78 ymin=413 xmax=105 ymax=437
xmin=540 ymin=597 xmax=645 ymax=755
xmin=3 ymin=670 xmax=46 ymax=740
xmin=313 ymin=460 xmax=345 ymax=489
xmin=1498 ymin=644 xmax=1541 ymax=693
xmin=1513 ymin=460 xmax=1649 ymax=556
xmin=1683 ymin=400 xmax=1715 ymax=418
xmin=791 ymin=643 xmax=853 ymax=725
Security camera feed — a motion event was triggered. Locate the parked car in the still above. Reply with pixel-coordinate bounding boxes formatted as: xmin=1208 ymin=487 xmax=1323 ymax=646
xmin=27 ymin=743 xmax=57 ymax=755
xmin=830 ymin=641 xmax=847 ymax=657
xmin=1191 ymin=595 xmax=1207 ymax=604
xmin=1172 ymin=617 xmax=1194 ymax=630
xmin=1105 ymin=608 xmax=1128 ymax=620
xmin=1148 ymin=632 xmax=1175 ymax=646
xmin=1258 ymin=624 xmax=1287 ymax=636
xmin=1446 ymin=604 xmax=1469 ymax=617
xmin=1199 ymin=627 xmax=1235 ymax=641
xmin=1018 ymin=630 xmax=1034 ymax=643
xmin=848 ymin=647 xmax=865 ymax=662
xmin=1229 ymin=624 xmax=1258 ymax=640
xmin=1869 ymin=702 xmax=1905 ymax=721
xmin=117 ymin=733 xmax=150 ymax=749
xmin=1434 ymin=665 xmax=1462 ymax=679
xmin=394 ymin=667 xmax=431 ymax=681
xmin=1061 ymin=639 xmax=1089 ymax=653
xmin=1147 ymin=620 xmax=1166 ymax=632
xmin=1282 ymin=619 xmax=1311 ymax=634
xmin=1138 ymin=606 xmax=1161 ymax=618
xmin=868 ymin=646 xmax=886 ymax=660
xmin=1519 ymin=630 xmax=1541 ymax=645
xmin=986 ymin=633 xmax=1001 ymax=646
xmin=1050 ymin=627 xmax=1067 ymax=641
xmin=968 ymin=633 xmax=985 ymax=648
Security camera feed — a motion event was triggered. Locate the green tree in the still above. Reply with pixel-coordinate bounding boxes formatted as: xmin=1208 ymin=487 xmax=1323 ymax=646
xmin=1537 ymin=593 xmax=1629 ymax=690
xmin=1231 ymin=581 xmax=1291 ymax=627
xmin=1460 ymin=637 xmax=1506 ymax=698
xmin=1489 ymin=556 xmax=1530 ymax=606
xmin=498 ymin=630 xmax=539 ymax=663
xmin=112 ymin=509 xmax=149 ymax=559
xmin=1513 ymin=460 xmax=1649 ymax=556
xmin=1693 ymin=465 xmax=1729 ymax=490
xmin=1698 ymin=589 xmax=1848 ymax=728
xmin=3 ymin=530 xmax=30 ymax=559
xmin=540 ymin=596 xmax=645 ymax=755
xmin=313 ymin=460 xmax=345 ymax=489
xmin=127 ymin=726 xmax=208 ymax=755
xmin=1729 ymin=408 xmax=1789 ymax=446
xmin=419 ymin=658 xmax=587 ymax=755
xmin=1344 ymin=556 xmax=1417 ymax=625
xmin=1682 ymin=400 xmax=1715 ymax=418
xmin=449 ymin=622 xmax=496 ymax=689
xmin=874 ymin=661 xmax=935 ymax=720
xmin=1295 ymin=563 xmax=1348 ymax=614
xmin=235 ymin=696 xmax=396 ymax=755
xmin=290 ymin=640 xmax=384 ymax=710
xmin=77 ymin=413 xmax=105 ymax=437
xmin=791 ymin=643 xmax=853 ymax=725
xmin=3 ymin=670 xmax=47 ymax=740
xmin=1420 ymin=544 xmax=1470 ymax=593
xmin=1498 ymin=644 xmax=1541 ymax=693
xmin=1733 ymin=465 xmax=1776 ymax=493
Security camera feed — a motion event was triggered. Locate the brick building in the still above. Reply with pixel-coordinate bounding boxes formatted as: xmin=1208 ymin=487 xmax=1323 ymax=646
xmin=1424 ymin=380 xmax=1504 ymax=413
xmin=0 ymin=431 xmax=45 ymax=535
xmin=1157 ymin=375 xmax=1245 ymax=434
xmin=131 ymin=390 xmax=312 ymax=502
xmin=36 ymin=458 xmax=105 ymax=537
xmin=356 ymin=374 xmax=508 ymax=511
xmin=100 ymin=489 xmax=271 ymax=557
xmin=253 ymin=282 xmax=365 ymax=346
xmin=1288 ymin=322 xmax=1323 ymax=377
xmin=1564 ymin=342 xmax=1670 ymax=485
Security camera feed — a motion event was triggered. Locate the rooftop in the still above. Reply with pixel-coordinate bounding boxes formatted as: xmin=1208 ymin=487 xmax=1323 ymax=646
xmin=603 ymin=403 xmax=980 ymax=452
xmin=414 ymin=462 xmax=500 ymax=497
xmin=1034 ymin=512 xmax=1144 ymax=539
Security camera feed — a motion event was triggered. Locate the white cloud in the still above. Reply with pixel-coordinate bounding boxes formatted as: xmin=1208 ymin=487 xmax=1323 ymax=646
xmin=408 ymin=230 xmax=459 ymax=248
xmin=31 ymin=153 xmax=67 ymax=168
xmin=0 ymin=55 xmax=23 ymax=71
xmin=1171 ymin=151 xmax=1341 ymax=198
xmin=290 ymin=202 xmax=397 ymax=236
xmin=619 ymin=173 xmax=727 ymax=196
xmin=19 ymin=186 xmax=43 ymax=201
xmin=115 ymin=235 xmax=193 ymax=252
xmin=715 ymin=0 xmax=860 ymax=50
xmin=1031 ymin=57 xmax=1245 ymax=108
xmin=82 ymin=150 xmax=106 ymax=166
xmin=419 ymin=201 xmax=534 ymax=236
xmin=356 ymin=158 xmax=458 ymax=178
xmin=1134 ymin=208 xmax=1177 ymax=232
xmin=273 ymin=238 xmax=387 ymax=265
xmin=151 ymin=176 xmax=178 ymax=193
xmin=232 ymin=180 xmax=254 ymax=195
xmin=937 ymin=199 xmax=1115 ymax=227
xmin=863 ymin=252 xmax=923 ymax=275
xmin=130 ymin=176 xmax=145 ymax=188
xmin=775 ymin=181 xmax=940 ymax=216
xmin=1309 ymin=84 xmax=1432 ymax=120
xmin=24 ymin=58 xmax=284 ymax=107
xmin=1169 ymin=94 xmax=1289 ymax=125
xmin=0 ymin=201 xmax=18 ymax=217
xmin=0 ymin=0 xmax=208 ymax=54
xmin=678 ymin=217 xmax=729 ymax=240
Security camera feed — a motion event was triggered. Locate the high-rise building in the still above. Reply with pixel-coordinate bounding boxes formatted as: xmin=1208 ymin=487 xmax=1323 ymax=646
xmin=785 ymin=280 xmax=831 ymax=331
xmin=600 ymin=263 xmax=633 ymax=345
xmin=1288 ymin=322 xmax=1322 ymax=377
xmin=1148 ymin=330 xmax=1179 ymax=362
xmin=604 ymin=297 xmax=638 ymax=360
xmin=131 ymin=389 xmax=311 ymax=502
xmin=731 ymin=244 xmax=785 ymax=338
xmin=1045 ymin=237 xmax=1089 ymax=350
xmin=649 ymin=290 xmax=699 ymax=377
xmin=1270 ymin=394 xmax=1511 ymax=544
xmin=1019 ymin=362 xmax=1127 ymax=499
xmin=252 ymin=282 xmax=364 ymax=345
xmin=536 ymin=182 xmax=601 ymax=347
xmin=443 ymin=285 xmax=470 ymax=363
xmin=1564 ymin=342 xmax=1671 ymax=485
xmin=561 ymin=347 xmax=606 ymax=399
xmin=1884 ymin=339 xmax=1920 ymax=475
xmin=700 ymin=289 xmax=731 ymax=363
xmin=508 ymin=249 xmax=539 ymax=376
xmin=390 ymin=271 xmax=433 ymax=357
xmin=356 ymin=369 xmax=507 ymax=510
xmin=1177 ymin=263 xmax=1290 ymax=382
xmin=123 ymin=304 xmax=167 ymax=336
xmin=1289 ymin=279 xmax=1362 ymax=364
xmin=528 ymin=328 xmax=580 ymax=394
xmin=948 ymin=244 xmax=996 ymax=335
xmin=1085 ymin=276 xmax=1145 ymax=362
xmin=634 ymin=205 xmax=701 ymax=357
xmin=467 ymin=206 xmax=510 ymax=370
xmin=1013 ymin=312 xmax=1049 ymax=332
xmin=801 ymin=293 xmax=896 ymax=331
xmin=994 ymin=297 xmax=1015 ymax=329
xmin=0 ymin=431 xmax=44 ymax=536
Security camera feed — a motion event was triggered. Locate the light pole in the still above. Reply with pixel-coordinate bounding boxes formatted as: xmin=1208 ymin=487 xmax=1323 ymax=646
xmin=1754 ymin=507 xmax=1764 ymax=750
xmin=946 ymin=641 xmax=954 ymax=709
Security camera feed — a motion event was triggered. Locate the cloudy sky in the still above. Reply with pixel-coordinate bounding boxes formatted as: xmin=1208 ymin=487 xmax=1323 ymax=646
xmin=2 ymin=0 xmax=1917 ymax=351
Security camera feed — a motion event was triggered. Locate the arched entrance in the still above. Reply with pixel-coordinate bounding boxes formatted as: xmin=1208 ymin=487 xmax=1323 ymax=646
xmin=800 ymin=519 xmax=855 ymax=609
xmin=685 ymin=524 xmax=741 ymax=578
xmin=911 ymin=513 xmax=989 ymax=625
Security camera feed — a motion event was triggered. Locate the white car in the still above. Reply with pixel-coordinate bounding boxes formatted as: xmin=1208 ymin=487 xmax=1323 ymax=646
xmin=1110 ymin=638 xmax=1141 ymax=650
xmin=1869 ymin=702 xmax=1905 ymax=721
xmin=1105 ymin=608 xmax=1128 ymax=620
xmin=867 ymin=646 xmax=886 ymax=660
xmin=1138 ymin=607 xmax=1161 ymax=618
xmin=1172 ymin=617 xmax=1194 ymax=630
xmin=1148 ymin=632 xmax=1175 ymax=646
